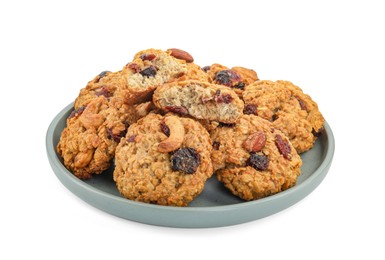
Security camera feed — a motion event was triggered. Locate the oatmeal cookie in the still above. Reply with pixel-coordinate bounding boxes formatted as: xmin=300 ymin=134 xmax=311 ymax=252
xmin=115 ymin=48 xmax=188 ymax=105
xmin=153 ymin=80 xmax=244 ymax=123
xmin=211 ymin=114 xmax=302 ymax=200
xmin=204 ymin=63 xmax=258 ymax=96
xmin=113 ymin=113 xmax=213 ymax=206
xmin=57 ymin=96 xmax=139 ymax=179
xmin=74 ymin=70 xmax=126 ymax=109
xmin=242 ymin=80 xmax=325 ymax=153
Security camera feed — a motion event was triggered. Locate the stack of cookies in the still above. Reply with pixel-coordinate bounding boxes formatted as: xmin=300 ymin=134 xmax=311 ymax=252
xmin=57 ymin=48 xmax=325 ymax=206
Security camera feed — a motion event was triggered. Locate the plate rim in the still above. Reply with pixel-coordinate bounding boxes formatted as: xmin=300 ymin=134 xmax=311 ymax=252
xmin=46 ymin=102 xmax=335 ymax=225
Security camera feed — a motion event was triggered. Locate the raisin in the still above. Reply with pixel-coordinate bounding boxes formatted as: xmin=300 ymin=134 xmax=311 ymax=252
xmin=127 ymin=63 xmax=141 ymax=73
xmin=139 ymin=66 xmax=157 ymax=78
xmin=272 ymin=114 xmax=279 ymax=121
xmin=69 ymin=106 xmax=86 ymax=119
xmin=275 ymin=134 xmax=291 ymax=160
xmin=233 ymin=82 xmax=245 ymax=90
xmin=171 ymin=148 xmax=201 ymax=174
xmin=213 ymin=90 xmax=233 ymax=104
xmin=127 ymin=134 xmax=136 ymax=142
xmin=164 ymin=105 xmax=189 ymax=116
xmin=201 ymin=66 xmax=211 ymax=72
xmin=215 ymin=70 xmax=241 ymax=87
xmin=246 ymin=153 xmax=269 ymax=171
xmin=243 ymin=104 xmax=257 ymax=115
xmin=312 ymin=128 xmax=323 ymax=137
xmin=160 ymin=121 xmax=170 ymax=137
xmin=140 ymin=53 xmax=156 ymax=61
xmin=212 ymin=141 xmax=220 ymax=150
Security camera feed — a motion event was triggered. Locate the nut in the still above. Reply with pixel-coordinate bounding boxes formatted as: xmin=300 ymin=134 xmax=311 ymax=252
xmin=168 ymin=48 xmax=194 ymax=63
xmin=79 ymin=97 xmax=106 ymax=129
xmin=158 ymin=116 xmax=185 ymax=153
xmin=243 ymin=131 xmax=266 ymax=152
xmin=74 ymin=150 xmax=94 ymax=168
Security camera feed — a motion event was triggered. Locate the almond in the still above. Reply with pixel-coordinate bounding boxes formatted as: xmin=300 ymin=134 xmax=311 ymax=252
xmin=168 ymin=48 xmax=194 ymax=63
xmin=243 ymin=131 xmax=266 ymax=152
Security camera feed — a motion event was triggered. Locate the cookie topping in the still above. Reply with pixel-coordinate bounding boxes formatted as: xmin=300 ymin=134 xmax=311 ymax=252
xmin=214 ymin=70 xmax=241 ymax=87
xmin=312 ymin=128 xmax=323 ymax=137
xmin=168 ymin=48 xmax=194 ymax=63
xmin=232 ymin=82 xmax=245 ymax=90
xmin=158 ymin=116 xmax=185 ymax=153
xmin=212 ymin=141 xmax=220 ymax=150
xmin=127 ymin=63 xmax=141 ymax=73
xmin=246 ymin=153 xmax=269 ymax=171
xmin=95 ymin=86 xmax=112 ymax=98
xmin=243 ymin=132 xmax=266 ymax=152
xmin=243 ymin=104 xmax=257 ymax=115
xmin=218 ymin=122 xmax=236 ymax=128
xmin=107 ymin=127 xmax=127 ymax=143
xmin=201 ymin=66 xmax=211 ymax=72
xmin=160 ymin=121 xmax=170 ymax=137
xmin=213 ymin=90 xmax=233 ymax=104
xmin=96 ymin=71 xmax=110 ymax=82
xmin=171 ymin=148 xmax=201 ymax=174
xmin=127 ymin=135 xmax=136 ymax=143
xmin=275 ymin=134 xmax=291 ymax=160
xmin=164 ymin=105 xmax=189 ymax=116
xmin=140 ymin=66 xmax=157 ymax=78
xmin=69 ymin=106 xmax=86 ymax=119
xmin=296 ymin=96 xmax=307 ymax=111
xmin=139 ymin=53 xmax=156 ymax=61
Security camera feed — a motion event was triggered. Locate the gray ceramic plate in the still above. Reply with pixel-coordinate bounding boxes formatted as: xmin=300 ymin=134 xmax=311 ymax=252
xmin=46 ymin=103 xmax=334 ymax=228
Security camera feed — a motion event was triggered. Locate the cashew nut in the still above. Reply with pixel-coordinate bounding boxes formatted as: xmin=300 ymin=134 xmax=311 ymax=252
xmin=157 ymin=116 xmax=185 ymax=153
xmin=74 ymin=149 xmax=94 ymax=168
xmin=79 ymin=97 xmax=106 ymax=129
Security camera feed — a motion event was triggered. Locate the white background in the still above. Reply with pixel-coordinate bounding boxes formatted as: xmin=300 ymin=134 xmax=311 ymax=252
xmin=1 ymin=0 xmax=384 ymax=259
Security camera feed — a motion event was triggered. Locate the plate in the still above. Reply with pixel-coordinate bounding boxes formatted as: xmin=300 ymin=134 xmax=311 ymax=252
xmin=46 ymin=103 xmax=335 ymax=228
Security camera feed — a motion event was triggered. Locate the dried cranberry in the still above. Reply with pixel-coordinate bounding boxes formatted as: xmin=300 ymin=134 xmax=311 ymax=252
xmin=107 ymin=126 xmax=129 ymax=143
xmin=171 ymin=148 xmax=201 ymax=174
xmin=215 ymin=70 xmax=241 ymax=87
xmin=95 ymin=86 xmax=112 ymax=98
xmin=212 ymin=141 xmax=220 ymax=150
xmin=243 ymin=104 xmax=257 ymax=115
xmin=69 ymin=106 xmax=86 ymax=119
xmin=140 ymin=53 xmax=156 ymax=61
xmin=127 ymin=63 xmax=141 ymax=73
xmin=275 ymin=134 xmax=291 ymax=160
xmin=246 ymin=153 xmax=269 ymax=171
xmin=160 ymin=121 xmax=170 ymax=137
xmin=213 ymin=90 xmax=233 ymax=104
xmin=164 ymin=105 xmax=189 ymax=116
xmin=139 ymin=66 xmax=157 ymax=78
